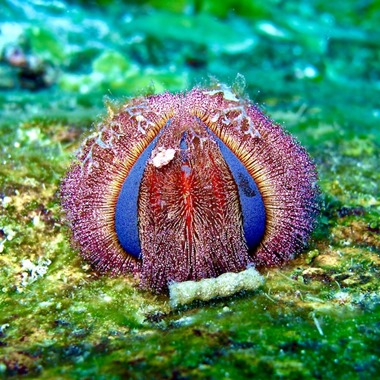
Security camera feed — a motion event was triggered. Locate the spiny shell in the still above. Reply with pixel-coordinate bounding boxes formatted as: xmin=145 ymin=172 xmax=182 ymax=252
xmin=61 ymin=84 xmax=319 ymax=293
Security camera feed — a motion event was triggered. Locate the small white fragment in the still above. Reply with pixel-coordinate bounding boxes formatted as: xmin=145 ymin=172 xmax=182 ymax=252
xmin=169 ymin=267 xmax=264 ymax=308
xmin=0 ymin=225 xmax=17 ymax=253
xmin=204 ymin=88 xmax=239 ymax=102
xmin=333 ymin=291 xmax=352 ymax=305
xmin=150 ymin=147 xmax=176 ymax=168
xmin=294 ymin=65 xmax=319 ymax=79
xmin=25 ymin=128 xmax=41 ymax=142
xmin=210 ymin=113 xmax=220 ymax=123
xmin=32 ymin=214 xmax=44 ymax=229
xmin=220 ymin=88 xmax=239 ymax=102
xmin=19 ymin=257 xmax=52 ymax=288
xmin=135 ymin=115 xmax=145 ymax=122
xmin=172 ymin=315 xmax=195 ymax=327
xmin=1 ymin=225 xmax=16 ymax=241
xmin=256 ymin=21 xmax=287 ymax=38
xmin=0 ymin=324 xmax=9 ymax=333
xmin=312 ymin=313 xmax=324 ymax=336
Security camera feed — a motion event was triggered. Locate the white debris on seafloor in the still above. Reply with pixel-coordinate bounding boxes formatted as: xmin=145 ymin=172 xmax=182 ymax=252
xmin=0 ymin=225 xmax=16 ymax=253
xmin=150 ymin=147 xmax=176 ymax=168
xmin=169 ymin=266 xmax=264 ymax=308
xmin=19 ymin=257 xmax=52 ymax=288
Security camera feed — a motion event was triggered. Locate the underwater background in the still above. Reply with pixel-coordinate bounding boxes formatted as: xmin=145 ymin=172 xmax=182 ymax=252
xmin=0 ymin=0 xmax=379 ymax=378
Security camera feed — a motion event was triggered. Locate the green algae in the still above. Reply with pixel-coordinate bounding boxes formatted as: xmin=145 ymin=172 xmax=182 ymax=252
xmin=1 ymin=0 xmax=379 ymax=378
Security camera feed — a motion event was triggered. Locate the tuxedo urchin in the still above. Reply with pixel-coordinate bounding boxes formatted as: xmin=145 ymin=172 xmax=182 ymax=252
xmin=61 ymin=84 xmax=319 ymax=293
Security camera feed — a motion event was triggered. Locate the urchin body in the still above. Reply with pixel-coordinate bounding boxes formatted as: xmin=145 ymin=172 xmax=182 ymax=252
xmin=61 ymin=85 xmax=319 ymax=293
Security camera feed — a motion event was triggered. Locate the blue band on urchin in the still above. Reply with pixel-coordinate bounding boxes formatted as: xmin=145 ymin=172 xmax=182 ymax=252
xmin=115 ymin=132 xmax=162 ymax=259
xmin=212 ymin=133 xmax=266 ymax=251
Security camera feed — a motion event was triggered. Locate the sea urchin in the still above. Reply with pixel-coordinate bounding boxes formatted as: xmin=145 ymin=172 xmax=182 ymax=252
xmin=61 ymin=83 xmax=319 ymax=293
